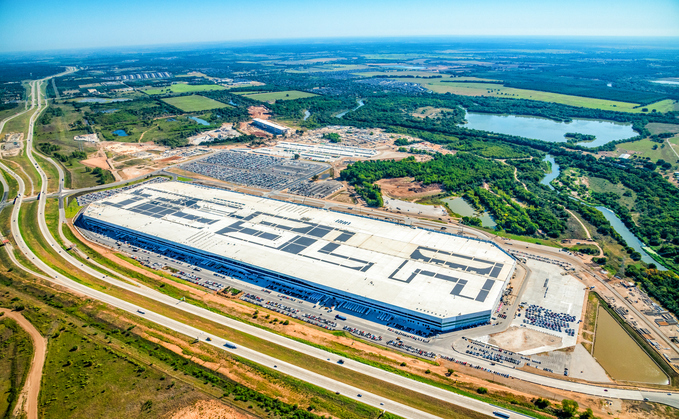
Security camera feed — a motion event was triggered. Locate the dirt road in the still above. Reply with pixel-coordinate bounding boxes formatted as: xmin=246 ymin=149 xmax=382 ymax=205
xmin=1 ymin=309 xmax=46 ymax=419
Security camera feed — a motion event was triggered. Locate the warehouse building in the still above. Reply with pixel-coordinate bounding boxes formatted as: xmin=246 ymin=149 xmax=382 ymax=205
xmin=252 ymin=118 xmax=289 ymax=136
xmin=79 ymin=182 xmax=515 ymax=332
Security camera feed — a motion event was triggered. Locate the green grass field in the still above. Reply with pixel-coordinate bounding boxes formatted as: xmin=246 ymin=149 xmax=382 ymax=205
xmin=143 ymin=83 xmax=226 ymax=95
xmin=646 ymin=123 xmax=679 ymax=135
xmin=285 ymin=64 xmax=370 ymax=73
xmin=0 ymin=316 xmax=33 ymax=418
xmin=161 ymin=95 xmax=230 ymax=112
xmin=587 ymin=176 xmax=637 ymax=209
xmin=643 ymin=99 xmax=679 ymax=113
xmin=409 ymin=80 xmax=648 ymax=112
xmin=238 ymin=90 xmax=317 ymax=102
xmin=617 ymin=138 xmax=679 ymax=169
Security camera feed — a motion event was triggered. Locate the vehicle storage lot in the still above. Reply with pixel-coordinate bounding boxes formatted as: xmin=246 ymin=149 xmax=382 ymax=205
xmin=510 ymin=259 xmax=586 ymax=354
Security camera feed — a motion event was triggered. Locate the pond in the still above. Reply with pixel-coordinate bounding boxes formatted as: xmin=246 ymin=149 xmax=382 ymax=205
xmin=336 ymin=99 xmax=364 ymax=118
xmin=593 ymin=305 xmax=668 ymax=384
xmin=540 ymin=154 xmax=559 ymax=190
xmin=441 ymin=196 xmax=496 ymax=228
xmin=112 ymin=129 xmax=128 ymax=137
xmin=462 ymin=111 xmax=636 ymax=148
xmin=189 ymin=116 xmax=210 ymax=126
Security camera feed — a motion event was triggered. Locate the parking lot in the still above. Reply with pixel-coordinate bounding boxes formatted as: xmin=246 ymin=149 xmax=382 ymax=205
xmin=76 ymin=177 xmax=169 ymax=206
xmin=508 ymin=259 xmax=586 ymax=353
xmin=180 ymin=150 xmax=328 ymax=191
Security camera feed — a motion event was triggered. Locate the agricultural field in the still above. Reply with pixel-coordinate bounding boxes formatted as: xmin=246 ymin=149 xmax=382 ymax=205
xmin=286 ymin=64 xmax=370 ymax=73
xmin=142 ymin=83 xmax=226 ymax=95
xmin=354 ymin=72 xmax=495 ymax=81
xmin=236 ymin=90 xmax=318 ymax=102
xmin=161 ymin=95 xmax=231 ymax=112
xmin=408 ymin=80 xmax=649 ymax=112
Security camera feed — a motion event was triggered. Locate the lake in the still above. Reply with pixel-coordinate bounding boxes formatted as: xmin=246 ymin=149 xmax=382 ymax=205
xmin=540 ymin=155 xmax=559 ymax=190
xmin=593 ymin=305 xmax=668 ymax=384
xmin=112 ymin=129 xmax=128 ymax=137
xmin=441 ymin=196 xmax=496 ymax=228
xmin=462 ymin=111 xmax=636 ymax=148
xmin=189 ymin=116 xmax=210 ymax=126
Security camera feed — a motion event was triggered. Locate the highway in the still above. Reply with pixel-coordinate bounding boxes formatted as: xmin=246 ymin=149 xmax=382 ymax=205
xmin=3 ymin=69 xmax=679 ymax=417
xmin=7 ymin=69 xmax=504 ymax=419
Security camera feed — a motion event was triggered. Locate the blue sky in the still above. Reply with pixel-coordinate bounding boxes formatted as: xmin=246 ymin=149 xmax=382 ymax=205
xmin=1 ymin=0 xmax=678 ymax=52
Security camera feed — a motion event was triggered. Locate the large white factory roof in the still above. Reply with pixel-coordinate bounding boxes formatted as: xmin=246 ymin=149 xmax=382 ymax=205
xmin=82 ymin=182 xmax=514 ymax=321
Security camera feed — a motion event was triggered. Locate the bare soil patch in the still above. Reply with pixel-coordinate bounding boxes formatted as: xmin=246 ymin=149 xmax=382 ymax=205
xmin=80 ymin=155 xmax=109 ymax=170
xmin=119 ymin=166 xmax=154 ymax=180
xmin=376 ymin=177 xmax=444 ymax=199
xmin=247 ymin=106 xmax=271 ymax=120
xmin=488 ymin=326 xmax=563 ymax=353
xmin=170 ymin=400 xmax=255 ymax=419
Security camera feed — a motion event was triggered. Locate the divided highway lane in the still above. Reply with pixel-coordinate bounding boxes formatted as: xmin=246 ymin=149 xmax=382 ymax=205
xmin=12 ymin=72 xmax=489 ymax=419
xmin=12 ymin=70 xmax=679 ymax=414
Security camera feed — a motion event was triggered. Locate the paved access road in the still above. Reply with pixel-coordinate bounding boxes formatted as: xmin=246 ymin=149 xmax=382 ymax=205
xmin=9 ymin=68 xmax=502 ymax=419
xmin=6 ymin=68 xmax=679 ymax=417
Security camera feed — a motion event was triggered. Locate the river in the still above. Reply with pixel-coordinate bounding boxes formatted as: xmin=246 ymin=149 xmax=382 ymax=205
xmin=539 ymin=158 xmax=665 ymax=269
xmin=594 ymin=206 xmax=665 ymax=269
xmin=540 ymin=154 xmax=559 ymax=190
xmin=336 ymin=99 xmax=364 ymax=119
xmin=303 ymin=110 xmax=311 ymax=121
xmin=462 ymin=111 xmax=636 ymax=148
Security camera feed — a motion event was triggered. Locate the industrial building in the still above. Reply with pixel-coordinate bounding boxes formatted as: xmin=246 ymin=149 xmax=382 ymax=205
xmin=79 ymin=182 xmax=515 ymax=332
xmin=253 ymin=118 xmax=289 ymax=136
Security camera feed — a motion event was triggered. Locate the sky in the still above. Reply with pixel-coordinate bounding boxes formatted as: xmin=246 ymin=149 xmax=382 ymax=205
xmin=1 ymin=0 xmax=678 ymax=53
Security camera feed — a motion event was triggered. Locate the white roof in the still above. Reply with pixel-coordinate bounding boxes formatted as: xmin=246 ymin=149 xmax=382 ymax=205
xmin=83 ymin=182 xmax=514 ymax=320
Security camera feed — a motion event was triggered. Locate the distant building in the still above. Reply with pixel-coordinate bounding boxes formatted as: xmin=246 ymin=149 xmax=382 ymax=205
xmin=252 ymin=118 xmax=289 ymax=136
xmin=619 ymin=153 xmax=631 ymax=159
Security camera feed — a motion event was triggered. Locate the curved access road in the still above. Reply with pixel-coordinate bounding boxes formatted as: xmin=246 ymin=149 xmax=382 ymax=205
xmin=7 ymin=69 xmax=453 ymax=419
xmin=1 ymin=308 xmax=47 ymax=419
xmin=10 ymin=69 xmax=679 ymax=416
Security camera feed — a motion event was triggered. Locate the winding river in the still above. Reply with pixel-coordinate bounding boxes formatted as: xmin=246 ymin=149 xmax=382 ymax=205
xmin=540 ymin=158 xmax=665 ymax=269
xmin=336 ymin=99 xmax=364 ymax=119
xmin=540 ymin=155 xmax=559 ymax=190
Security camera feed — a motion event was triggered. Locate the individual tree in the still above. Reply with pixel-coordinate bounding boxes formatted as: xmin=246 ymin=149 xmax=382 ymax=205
xmin=561 ymin=399 xmax=579 ymax=417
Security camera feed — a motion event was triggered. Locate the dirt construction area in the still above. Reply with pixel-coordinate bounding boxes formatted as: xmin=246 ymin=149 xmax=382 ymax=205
xmin=488 ymin=326 xmax=563 ymax=353
xmin=247 ymin=105 xmax=271 ymax=120
xmin=376 ymin=177 xmax=444 ymax=199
